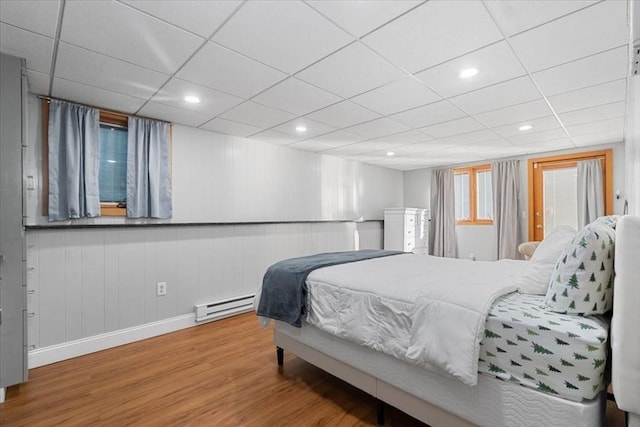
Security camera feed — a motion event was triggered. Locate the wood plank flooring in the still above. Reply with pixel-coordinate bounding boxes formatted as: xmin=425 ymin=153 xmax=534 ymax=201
xmin=0 ymin=313 xmax=626 ymax=426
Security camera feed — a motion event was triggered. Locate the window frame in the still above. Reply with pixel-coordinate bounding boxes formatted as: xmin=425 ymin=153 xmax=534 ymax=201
xmin=454 ymin=164 xmax=493 ymax=226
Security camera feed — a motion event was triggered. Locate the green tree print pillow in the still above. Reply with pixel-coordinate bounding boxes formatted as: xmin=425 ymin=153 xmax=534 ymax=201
xmin=544 ymin=222 xmax=615 ymax=315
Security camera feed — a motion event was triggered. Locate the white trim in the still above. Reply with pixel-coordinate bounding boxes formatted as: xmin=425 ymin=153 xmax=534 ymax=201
xmin=0 ymin=387 xmax=5 ymax=403
xmin=28 ymin=313 xmax=196 ymax=369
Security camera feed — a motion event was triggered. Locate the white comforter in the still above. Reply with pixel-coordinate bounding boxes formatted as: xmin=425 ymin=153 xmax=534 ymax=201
xmin=305 ymin=254 xmax=527 ymax=386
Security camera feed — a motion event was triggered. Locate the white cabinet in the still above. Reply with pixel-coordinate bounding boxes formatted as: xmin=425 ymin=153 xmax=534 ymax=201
xmin=384 ymin=208 xmax=429 ymax=254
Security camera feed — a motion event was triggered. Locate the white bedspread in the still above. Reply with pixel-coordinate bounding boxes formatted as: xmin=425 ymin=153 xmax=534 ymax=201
xmin=305 ymin=254 xmax=526 ymax=386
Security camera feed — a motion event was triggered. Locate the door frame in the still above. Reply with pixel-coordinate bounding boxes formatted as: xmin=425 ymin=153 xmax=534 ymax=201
xmin=527 ymin=149 xmax=613 ymax=241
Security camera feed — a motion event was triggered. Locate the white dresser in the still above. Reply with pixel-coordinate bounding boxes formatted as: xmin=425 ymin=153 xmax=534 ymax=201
xmin=383 ymin=208 xmax=429 ymax=254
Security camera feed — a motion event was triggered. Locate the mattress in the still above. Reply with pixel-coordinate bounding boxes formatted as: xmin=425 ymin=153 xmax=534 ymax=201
xmin=305 ymin=257 xmax=609 ymax=402
xmin=479 ymin=293 xmax=609 ymax=402
xmin=275 ymin=321 xmax=604 ymax=427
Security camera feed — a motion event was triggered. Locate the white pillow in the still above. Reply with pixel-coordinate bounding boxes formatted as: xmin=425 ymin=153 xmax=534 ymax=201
xmin=516 ymin=225 xmax=577 ymax=295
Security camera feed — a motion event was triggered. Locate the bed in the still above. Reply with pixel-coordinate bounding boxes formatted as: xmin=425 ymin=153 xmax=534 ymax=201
xmin=256 ymin=215 xmax=640 ymax=427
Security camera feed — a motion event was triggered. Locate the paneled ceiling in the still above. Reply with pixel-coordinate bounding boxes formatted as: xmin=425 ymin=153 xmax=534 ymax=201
xmin=0 ymin=0 xmax=632 ymax=170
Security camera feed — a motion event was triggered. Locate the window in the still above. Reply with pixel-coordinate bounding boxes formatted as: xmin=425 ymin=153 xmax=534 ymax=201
xmin=454 ymin=164 xmax=493 ymax=225
xmin=98 ymin=112 xmax=128 ymax=216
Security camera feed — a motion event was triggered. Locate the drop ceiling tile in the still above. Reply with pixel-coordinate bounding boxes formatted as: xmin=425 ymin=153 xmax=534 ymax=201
xmin=507 ymin=128 xmax=568 ymax=145
xmin=121 ymin=0 xmax=240 ymax=38
xmin=296 ymin=42 xmax=405 ymax=98
xmin=307 ymin=0 xmax=421 ymax=38
xmin=441 ymin=129 xmax=500 ymax=146
xmin=362 ymin=0 xmax=502 ymax=73
xmin=566 ymin=117 xmax=625 ymax=137
xmin=475 ymin=99 xmax=554 ymax=128
xmin=137 ymin=101 xmax=212 ymax=127
xmin=558 ymin=101 xmax=626 ymax=127
xmin=151 ymin=78 xmax=244 ymax=117
xmin=449 ymin=76 xmax=541 ymax=115
xmin=415 ymin=41 xmax=526 ymax=98
xmin=346 ymin=118 xmax=410 ymax=139
xmin=460 ymin=139 xmax=514 ymax=152
xmin=420 ymin=117 xmax=485 ymax=139
xmin=370 ymin=130 xmax=433 ymax=145
xmin=391 ymin=100 xmax=466 ymax=128
xmin=350 ymin=77 xmax=441 ymax=115
xmin=212 ymin=1 xmax=352 ymax=74
xmin=52 ymin=78 xmax=146 ymax=114
xmin=299 ymin=130 xmax=365 ymax=147
xmin=521 ymin=138 xmax=575 ymax=153
xmin=532 ymin=46 xmax=628 ymax=97
xmin=55 ymin=42 xmax=168 ymax=100
xmin=61 ymin=1 xmax=203 ymax=74
xmin=341 ymin=140 xmax=400 ymax=153
xmin=479 ymin=144 xmax=531 ymax=158
xmin=220 ymin=101 xmax=296 ymax=129
xmin=0 ymin=0 xmax=60 ymax=37
xmin=484 ymin=0 xmax=597 ymax=37
xmin=288 ymin=139 xmax=337 ymax=153
xmin=270 ymin=118 xmax=337 ymax=140
xmin=177 ymin=42 xmax=287 ymax=99
xmin=547 ymin=79 xmax=627 ymax=114
xmin=25 ymin=70 xmax=49 ymax=95
xmin=509 ymin=1 xmax=627 ymax=72
xmin=252 ymin=77 xmax=341 ymax=116
xmin=397 ymin=140 xmax=453 ymax=154
xmin=572 ymin=129 xmax=623 ymax=146
xmin=305 ymin=100 xmax=381 ymax=128
xmin=199 ymin=117 xmax=263 ymax=138
xmin=0 ymin=23 xmax=53 ymax=74
xmin=322 ymin=143 xmax=371 ymax=156
xmin=250 ymin=130 xmax=301 ymax=146
xmin=492 ymin=116 xmax=562 ymax=138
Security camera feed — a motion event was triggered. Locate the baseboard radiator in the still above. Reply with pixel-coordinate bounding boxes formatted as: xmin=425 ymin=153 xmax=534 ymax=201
xmin=195 ymin=294 xmax=255 ymax=324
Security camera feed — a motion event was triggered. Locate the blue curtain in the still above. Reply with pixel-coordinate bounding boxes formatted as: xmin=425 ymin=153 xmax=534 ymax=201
xmin=126 ymin=117 xmax=172 ymax=218
xmin=48 ymin=99 xmax=100 ymax=221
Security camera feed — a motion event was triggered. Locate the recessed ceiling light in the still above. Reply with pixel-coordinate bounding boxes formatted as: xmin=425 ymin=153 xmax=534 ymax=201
xmin=519 ymin=125 xmax=533 ymax=131
xmin=458 ymin=68 xmax=478 ymax=79
xmin=184 ymin=95 xmax=200 ymax=104
xmin=386 ymin=151 xmax=395 ymax=156
xmin=107 ymin=160 xmax=116 ymax=164
xmin=295 ymin=125 xmax=307 ymax=132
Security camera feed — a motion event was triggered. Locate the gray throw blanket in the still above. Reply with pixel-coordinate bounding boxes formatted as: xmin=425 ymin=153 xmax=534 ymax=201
xmin=257 ymin=249 xmax=404 ymax=327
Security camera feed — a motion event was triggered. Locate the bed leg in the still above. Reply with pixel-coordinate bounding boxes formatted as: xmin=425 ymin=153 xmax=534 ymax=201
xmin=376 ymin=399 xmax=385 ymax=425
xmin=276 ymin=347 xmax=284 ymax=366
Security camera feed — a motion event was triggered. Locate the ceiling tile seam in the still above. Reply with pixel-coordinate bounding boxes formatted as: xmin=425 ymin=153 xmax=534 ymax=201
xmin=558 ymin=99 xmax=628 ymax=116
xmin=48 ymin=74 xmax=149 ymax=103
xmin=133 ymin=0 xmax=247 ymax=116
xmin=480 ymin=0 xmax=577 ymax=148
xmin=47 ymin=0 xmax=66 ymax=97
xmin=0 ymin=20 xmax=54 ymax=42
xmin=303 ymin=0 xmax=427 ymax=42
xmin=528 ymin=43 xmax=629 ymax=75
xmin=503 ymin=0 xmax=606 ymax=39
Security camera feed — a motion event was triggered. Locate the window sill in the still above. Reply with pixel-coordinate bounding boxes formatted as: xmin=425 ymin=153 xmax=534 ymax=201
xmin=100 ymin=205 xmax=126 ymax=217
xmin=455 ymin=220 xmax=494 ymax=226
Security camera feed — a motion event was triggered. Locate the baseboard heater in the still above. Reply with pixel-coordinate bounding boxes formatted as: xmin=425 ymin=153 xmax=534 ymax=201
xmin=195 ymin=294 xmax=255 ymax=324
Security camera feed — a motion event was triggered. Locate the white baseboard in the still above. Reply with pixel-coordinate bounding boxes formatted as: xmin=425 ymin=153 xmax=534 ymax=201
xmin=28 ymin=313 xmax=197 ymax=369
xmin=0 ymin=387 xmax=5 ymax=403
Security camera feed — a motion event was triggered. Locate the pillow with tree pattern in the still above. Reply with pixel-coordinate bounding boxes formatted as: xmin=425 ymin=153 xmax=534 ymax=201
xmin=544 ymin=221 xmax=615 ymax=315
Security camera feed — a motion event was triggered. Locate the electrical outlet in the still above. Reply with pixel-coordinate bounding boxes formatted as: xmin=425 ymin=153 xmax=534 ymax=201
xmin=157 ymin=282 xmax=167 ymax=296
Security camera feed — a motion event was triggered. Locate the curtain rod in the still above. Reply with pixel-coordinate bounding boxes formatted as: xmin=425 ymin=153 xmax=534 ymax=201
xmin=38 ymin=95 xmax=172 ymax=125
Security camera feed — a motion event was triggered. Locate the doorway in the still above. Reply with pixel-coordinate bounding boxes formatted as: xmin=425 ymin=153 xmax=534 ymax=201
xmin=528 ymin=149 xmax=613 ymax=241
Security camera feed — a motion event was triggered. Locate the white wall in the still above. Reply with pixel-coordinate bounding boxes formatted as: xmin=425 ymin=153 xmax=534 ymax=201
xmin=403 ymin=142 xmax=626 ymax=261
xmin=22 ymin=94 xmax=400 ymax=362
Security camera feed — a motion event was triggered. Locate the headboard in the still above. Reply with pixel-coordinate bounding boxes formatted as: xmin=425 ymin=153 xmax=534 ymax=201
xmin=611 ymin=215 xmax=640 ymax=426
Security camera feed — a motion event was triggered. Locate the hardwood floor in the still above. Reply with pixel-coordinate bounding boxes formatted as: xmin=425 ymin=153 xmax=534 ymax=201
xmin=0 ymin=313 xmax=626 ymax=426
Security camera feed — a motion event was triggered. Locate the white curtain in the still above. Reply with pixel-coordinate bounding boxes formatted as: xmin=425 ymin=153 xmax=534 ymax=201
xmin=429 ymin=168 xmax=456 ymax=257
xmin=48 ymin=99 xmax=100 ymax=221
xmin=577 ymin=159 xmax=604 ymax=227
xmin=126 ymin=117 xmax=172 ymax=218
xmin=492 ymin=160 xmax=520 ymax=260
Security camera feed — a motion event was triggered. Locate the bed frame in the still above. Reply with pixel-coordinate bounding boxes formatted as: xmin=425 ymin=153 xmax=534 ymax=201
xmin=272 ymin=216 xmax=640 ymax=427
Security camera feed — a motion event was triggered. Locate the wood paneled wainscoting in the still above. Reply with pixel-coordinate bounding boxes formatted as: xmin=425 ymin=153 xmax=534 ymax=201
xmin=0 ymin=313 xmax=625 ymax=426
